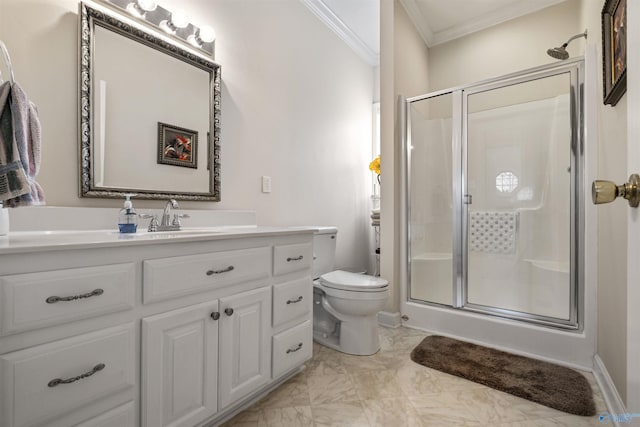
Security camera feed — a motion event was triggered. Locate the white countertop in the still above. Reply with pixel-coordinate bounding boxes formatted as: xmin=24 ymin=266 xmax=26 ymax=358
xmin=0 ymin=226 xmax=315 ymax=255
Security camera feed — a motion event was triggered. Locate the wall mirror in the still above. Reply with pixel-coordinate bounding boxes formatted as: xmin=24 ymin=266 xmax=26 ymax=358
xmin=79 ymin=2 xmax=221 ymax=201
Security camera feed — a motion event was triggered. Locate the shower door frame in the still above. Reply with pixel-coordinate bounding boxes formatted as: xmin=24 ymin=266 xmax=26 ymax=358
xmin=403 ymin=58 xmax=585 ymax=330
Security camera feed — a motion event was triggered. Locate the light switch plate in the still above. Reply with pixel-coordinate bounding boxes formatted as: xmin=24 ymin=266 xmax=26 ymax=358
xmin=261 ymin=176 xmax=272 ymax=193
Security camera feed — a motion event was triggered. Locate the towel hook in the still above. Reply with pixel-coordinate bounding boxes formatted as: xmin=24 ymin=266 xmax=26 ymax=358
xmin=0 ymin=40 xmax=15 ymax=85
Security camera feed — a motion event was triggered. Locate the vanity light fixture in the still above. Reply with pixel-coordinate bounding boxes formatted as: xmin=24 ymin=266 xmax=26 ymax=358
xmin=105 ymin=0 xmax=215 ymax=56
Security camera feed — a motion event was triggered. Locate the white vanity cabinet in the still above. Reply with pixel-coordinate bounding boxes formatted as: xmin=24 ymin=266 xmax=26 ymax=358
xmin=0 ymin=229 xmax=314 ymax=427
xmin=218 ymin=287 xmax=271 ymax=409
xmin=141 ymin=286 xmax=272 ymax=427
xmin=142 ymin=301 xmax=220 ymax=427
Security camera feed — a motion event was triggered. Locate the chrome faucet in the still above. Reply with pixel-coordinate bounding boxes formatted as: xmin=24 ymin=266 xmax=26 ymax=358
xmin=159 ymin=199 xmax=180 ymax=230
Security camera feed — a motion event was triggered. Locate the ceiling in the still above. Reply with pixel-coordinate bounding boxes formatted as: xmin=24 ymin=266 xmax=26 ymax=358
xmin=301 ymin=0 xmax=568 ymax=66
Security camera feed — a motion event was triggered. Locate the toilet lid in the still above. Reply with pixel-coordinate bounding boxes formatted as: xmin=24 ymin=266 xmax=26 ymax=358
xmin=319 ymin=270 xmax=389 ymax=292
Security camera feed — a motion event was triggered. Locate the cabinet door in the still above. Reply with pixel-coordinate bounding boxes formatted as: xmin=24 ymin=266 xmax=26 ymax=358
xmin=219 ymin=287 xmax=271 ymax=408
xmin=142 ymin=301 xmax=220 ymax=427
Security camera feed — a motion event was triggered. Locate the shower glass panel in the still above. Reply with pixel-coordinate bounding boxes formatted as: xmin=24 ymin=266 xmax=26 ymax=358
xmin=404 ymin=59 xmax=583 ymax=330
xmin=464 ymin=73 xmax=573 ymax=321
xmin=408 ymin=93 xmax=454 ymax=306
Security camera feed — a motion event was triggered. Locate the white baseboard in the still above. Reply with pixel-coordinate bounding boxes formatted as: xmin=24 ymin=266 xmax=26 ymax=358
xmin=593 ymin=354 xmax=627 ymax=427
xmin=377 ymin=311 xmax=401 ymax=328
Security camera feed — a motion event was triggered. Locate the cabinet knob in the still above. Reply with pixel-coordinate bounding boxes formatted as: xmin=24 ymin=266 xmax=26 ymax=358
xmin=224 ymin=308 xmax=234 ymax=316
xmin=210 ymin=312 xmax=220 ymax=320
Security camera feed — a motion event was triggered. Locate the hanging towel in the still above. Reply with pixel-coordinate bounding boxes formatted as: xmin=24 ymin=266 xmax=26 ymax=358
xmin=0 ymin=81 xmax=30 ymax=201
xmin=2 ymin=81 xmax=45 ymax=206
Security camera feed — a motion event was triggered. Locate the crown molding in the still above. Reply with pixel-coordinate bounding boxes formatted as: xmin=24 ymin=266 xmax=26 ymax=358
xmin=301 ymin=0 xmax=378 ymax=66
xmin=398 ymin=0 xmax=433 ymax=47
xmin=400 ymin=0 xmax=568 ymax=48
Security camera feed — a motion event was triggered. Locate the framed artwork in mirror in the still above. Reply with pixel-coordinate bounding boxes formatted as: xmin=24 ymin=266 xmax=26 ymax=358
xmin=157 ymin=122 xmax=198 ymax=169
xmin=602 ymin=0 xmax=627 ymax=106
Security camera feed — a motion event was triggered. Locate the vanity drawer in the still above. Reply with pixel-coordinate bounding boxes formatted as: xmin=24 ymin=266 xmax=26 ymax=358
xmin=0 ymin=323 xmax=135 ymax=427
xmin=0 ymin=263 xmax=136 ymax=336
xmin=143 ymin=246 xmax=271 ymax=303
xmin=272 ymin=277 xmax=312 ymax=327
xmin=273 ymin=243 xmax=313 ymax=276
xmin=75 ymin=401 xmax=136 ymax=427
xmin=272 ymin=320 xmax=312 ymax=378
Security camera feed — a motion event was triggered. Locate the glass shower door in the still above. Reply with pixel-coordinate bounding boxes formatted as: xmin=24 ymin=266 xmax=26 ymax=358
xmin=463 ymin=71 xmax=577 ymax=325
xmin=408 ymin=93 xmax=456 ymax=306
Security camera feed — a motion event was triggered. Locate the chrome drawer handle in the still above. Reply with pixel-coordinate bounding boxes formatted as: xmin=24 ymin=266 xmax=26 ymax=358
xmin=286 ymin=342 xmax=303 ymax=354
xmin=46 ymin=289 xmax=104 ymax=304
xmin=206 ymin=265 xmax=234 ymax=275
xmin=286 ymin=255 xmax=303 ymax=262
xmin=48 ymin=363 xmax=105 ymax=388
xmin=286 ymin=296 xmax=303 ymax=304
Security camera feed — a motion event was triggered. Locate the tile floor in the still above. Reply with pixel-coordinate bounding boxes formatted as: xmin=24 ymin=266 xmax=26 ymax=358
xmin=222 ymin=326 xmax=608 ymax=426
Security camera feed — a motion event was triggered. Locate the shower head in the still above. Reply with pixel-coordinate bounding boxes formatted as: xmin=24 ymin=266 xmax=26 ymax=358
xmin=547 ymin=46 xmax=570 ymax=60
xmin=547 ymin=29 xmax=588 ymax=60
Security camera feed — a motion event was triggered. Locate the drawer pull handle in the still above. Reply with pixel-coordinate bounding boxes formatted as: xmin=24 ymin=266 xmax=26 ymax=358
xmin=48 ymin=363 xmax=106 ymax=388
xmin=46 ymin=288 xmax=104 ymax=304
xmin=211 ymin=312 xmax=220 ymax=320
xmin=206 ymin=265 xmax=235 ymax=276
xmin=286 ymin=255 xmax=304 ymax=262
xmin=286 ymin=342 xmax=303 ymax=354
xmin=286 ymin=296 xmax=304 ymax=304
xmin=224 ymin=308 xmax=234 ymax=316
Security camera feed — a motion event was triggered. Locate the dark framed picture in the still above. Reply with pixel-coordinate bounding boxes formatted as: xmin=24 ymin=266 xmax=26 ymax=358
xmin=602 ymin=0 xmax=627 ymax=106
xmin=157 ymin=122 xmax=198 ymax=169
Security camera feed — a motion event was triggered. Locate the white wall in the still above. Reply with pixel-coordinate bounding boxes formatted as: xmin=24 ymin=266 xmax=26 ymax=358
xmin=0 ymin=0 xmax=375 ymax=271
xmin=379 ymin=0 xmax=431 ymax=313
xmin=428 ymin=0 xmax=582 ymax=91
xmin=579 ymin=0 xmax=629 ymax=405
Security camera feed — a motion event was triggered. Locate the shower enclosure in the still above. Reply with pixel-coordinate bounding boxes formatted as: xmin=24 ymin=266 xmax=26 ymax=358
xmin=403 ymin=59 xmax=584 ymax=330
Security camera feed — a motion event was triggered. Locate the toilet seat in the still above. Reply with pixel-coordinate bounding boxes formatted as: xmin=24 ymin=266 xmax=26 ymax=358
xmin=318 ymin=270 xmax=388 ymax=292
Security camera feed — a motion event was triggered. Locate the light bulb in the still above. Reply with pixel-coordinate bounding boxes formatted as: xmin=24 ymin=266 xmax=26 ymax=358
xmin=125 ymin=0 xmax=156 ymax=18
xmin=199 ymin=26 xmax=216 ymax=43
xmin=171 ymin=11 xmax=189 ymax=29
xmin=125 ymin=2 xmax=144 ymax=18
xmin=187 ymin=32 xmax=201 ymax=47
xmin=160 ymin=12 xmax=188 ymax=34
xmin=137 ymin=0 xmax=157 ymax=12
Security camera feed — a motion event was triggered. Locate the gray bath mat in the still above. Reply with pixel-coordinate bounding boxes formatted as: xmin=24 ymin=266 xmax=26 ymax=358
xmin=410 ymin=335 xmax=596 ymax=416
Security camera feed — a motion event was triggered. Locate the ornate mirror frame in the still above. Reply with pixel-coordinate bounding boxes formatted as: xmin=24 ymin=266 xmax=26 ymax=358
xmin=79 ymin=2 xmax=221 ymax=201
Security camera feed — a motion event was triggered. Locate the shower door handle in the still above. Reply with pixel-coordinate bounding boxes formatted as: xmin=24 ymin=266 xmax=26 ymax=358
xmin=592 ymin=174 xmax=640 ymax=207
xmin=464 ymin=195 xmax=473 ymax=204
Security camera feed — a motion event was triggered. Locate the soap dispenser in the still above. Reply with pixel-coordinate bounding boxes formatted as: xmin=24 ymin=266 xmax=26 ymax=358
xmin=118 ymin=194 xmax=138 ymax=233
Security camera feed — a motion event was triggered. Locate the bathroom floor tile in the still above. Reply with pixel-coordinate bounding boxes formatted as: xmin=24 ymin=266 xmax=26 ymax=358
xmin=361 ymin=398 xmax=424 ymax=427
xmin=256 ymin=373 xmax=310 ymax=409
xmin=260 ymin=406 xmax=314 ymax=427
xmin=307 ymin=373 xmax=360 ymax=405
xmin=223 ymin=326 xmax=609 ymax=427
xmin=311 ymin=402 xmax=371 ymax=427
xmin=349 ymin=370 xmax=405 ymax=400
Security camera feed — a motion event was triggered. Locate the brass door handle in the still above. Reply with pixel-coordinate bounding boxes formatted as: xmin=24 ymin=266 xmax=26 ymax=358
xmin=592 ymin=174 xmax=640 ymax=207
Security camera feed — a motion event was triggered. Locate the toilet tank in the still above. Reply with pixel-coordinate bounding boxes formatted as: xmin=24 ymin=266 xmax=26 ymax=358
xmin=312 ymin=227 xmax=337 ymax=279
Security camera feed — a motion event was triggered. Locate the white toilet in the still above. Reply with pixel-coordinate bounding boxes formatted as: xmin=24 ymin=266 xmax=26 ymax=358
xmin=312 ymin=227 xmax=389 ymax=355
